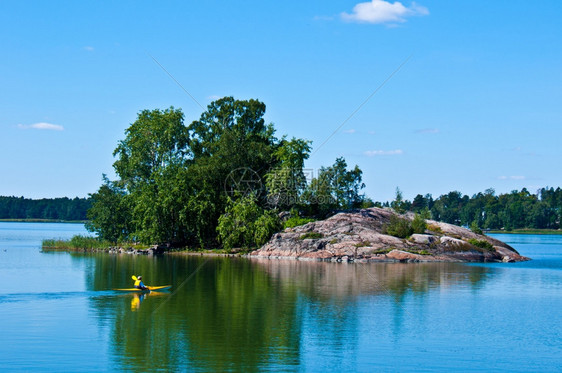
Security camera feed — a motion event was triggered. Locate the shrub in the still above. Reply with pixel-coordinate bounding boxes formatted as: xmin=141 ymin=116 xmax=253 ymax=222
xmin=383 ymin=215 xmax=413 ymax=238
xmin=467 ymin=238 xmax=494 ymax=251
xmin=299 ymin=232 xmax=323 ymax=240
xmin=254 ymin=211 xmax=283 ymax=247
xmin=427 ymin=224 xmax=443 ymax=234
xmin=470 ymin=221 xmax=483 ymax=235
xmin=354 ymin=241 xmax=370 ymax=247
xmin=373 ymin=248 xmax=393 ymax=255
xmin=69 ymin=235 xmax=112 ymax=249
xmin=283 ymin=216 xmax=315 ymax=229
xmin=405 ymin=248 xmax=431 ymax=255
xmin=217 ymin=195 xmax=281 ymax=251
xmin=411 ymin=213 xmax=427 ymax=234
xmin=360 ymin=198 xmax=376 ymax=208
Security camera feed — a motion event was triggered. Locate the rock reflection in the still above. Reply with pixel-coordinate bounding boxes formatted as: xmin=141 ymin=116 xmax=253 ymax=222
xmin=252 ymin=259 xmax=491 ymax=299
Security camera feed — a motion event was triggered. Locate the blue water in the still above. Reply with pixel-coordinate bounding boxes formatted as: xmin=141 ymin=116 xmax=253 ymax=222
xmin=0 ymin=223 xmax=561 ymax=371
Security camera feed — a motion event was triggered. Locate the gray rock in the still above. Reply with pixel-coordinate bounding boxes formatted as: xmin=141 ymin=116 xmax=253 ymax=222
xmin=410 ymin=234 xmax=436 ymax=244
xmin=440 ymin=236 xmax=466 ymax=246
xmin=250 ymin=207 xmax=529 ymax=263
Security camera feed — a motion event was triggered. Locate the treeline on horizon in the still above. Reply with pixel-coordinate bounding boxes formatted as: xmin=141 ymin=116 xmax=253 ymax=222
xmin=386 ymin=187 xmax=562 ymax=230
xmin=4 ymin=186 xmax=561 ymax=232
xmin=0 ymin=196 xmax=90 ymax=221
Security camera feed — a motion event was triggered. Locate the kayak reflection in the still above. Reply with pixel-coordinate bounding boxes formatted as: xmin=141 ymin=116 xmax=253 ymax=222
xmin=131 ymin=293 xmax=144 ymax=311
xmin=130 ymin=291 xmax=168 ymax=311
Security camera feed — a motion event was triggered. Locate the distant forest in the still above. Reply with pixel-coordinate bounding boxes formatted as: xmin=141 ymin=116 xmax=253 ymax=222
xmin=387 ymin=187 xmax=562 ymax=230
xmin=0 ymin=196 xmax=91 ymax=221
xmin=1 ymin=186 xmax=561 ymax=230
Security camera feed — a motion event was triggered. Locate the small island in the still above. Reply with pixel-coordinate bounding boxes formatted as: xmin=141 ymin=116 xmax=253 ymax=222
xmin=36 ymin=97 xmax=557 ymax=262
xmin=251 ymin=207 xmax=529 ymax=263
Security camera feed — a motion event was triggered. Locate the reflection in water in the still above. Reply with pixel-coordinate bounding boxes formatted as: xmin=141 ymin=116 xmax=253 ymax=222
xmin=252 ymin=259 xmax=490 ymax=299
xmin=130 ymin=292 xmax=168 ymax=311
xmin=252 ymin=259 xmax=491 ymax=356
xmin=131 ymin=293 xmax=142 ymax=311
xmin=76 ymin=254 xmax=492 ymax=371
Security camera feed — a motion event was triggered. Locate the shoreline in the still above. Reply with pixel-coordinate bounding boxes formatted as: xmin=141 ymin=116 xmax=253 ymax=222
xmin=487 ymin=229 xmax=562 ymax=235
xmin=40 ymin=208 xmax=533 ymax=263
xmin=41 ymin=246 xmax=530 ymax=263
xmin=0 ymin=219 xmax=87 ymax=223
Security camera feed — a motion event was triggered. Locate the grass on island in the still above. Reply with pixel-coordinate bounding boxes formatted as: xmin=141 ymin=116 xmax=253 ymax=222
xmin=299 ymin=232 xmax=324 ymax=240
xmin=41 ymin=235 xmax=237 ymax=254
xmin=42 ymin=235 xmax=114 ymax=251
xmin=487 ymin=228 xmax=562 ymax=235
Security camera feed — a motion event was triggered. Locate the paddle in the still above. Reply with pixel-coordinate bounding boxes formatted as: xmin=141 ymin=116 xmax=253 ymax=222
xmin=132 ymin=275 xmax=137 ymax=281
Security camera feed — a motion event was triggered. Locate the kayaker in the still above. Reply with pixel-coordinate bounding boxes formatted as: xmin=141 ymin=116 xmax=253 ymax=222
xmin=134 ymin=275 xmax=148 ymax=290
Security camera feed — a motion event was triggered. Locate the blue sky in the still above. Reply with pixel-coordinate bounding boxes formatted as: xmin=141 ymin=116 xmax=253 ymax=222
xmin=1 ymin=1 xmax=561 ymax=202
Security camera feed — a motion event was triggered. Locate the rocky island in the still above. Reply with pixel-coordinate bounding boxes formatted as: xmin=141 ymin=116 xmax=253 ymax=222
xmin=250 ymin=207 xmax=529 ymax=263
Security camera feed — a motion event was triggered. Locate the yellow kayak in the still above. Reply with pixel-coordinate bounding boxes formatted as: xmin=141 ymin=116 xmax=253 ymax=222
xmin=113 ymin=285 xmax=171 ymax=292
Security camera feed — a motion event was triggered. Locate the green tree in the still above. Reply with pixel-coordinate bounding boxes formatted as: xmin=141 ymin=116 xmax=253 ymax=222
xmin=217 ymin=194 xmax=281 ymax=250
xmin=113 ymin=107 xmax=189 ymax=192
xmin=265 ymin=137 xmax=311 ymax=210
xmin=360 ymin=197 xmax=376 ymax=208
xmin=87 ymin=98 xmax=291 ymax=247
xmin=411 ymin=213 xmax=427 ymax=234
xmin=186 ymin=97 xmax=282 ymax=245
xmin=431 ymin=191 xmax=466 ymax=225
xmin=301 ymin=170 xmax=336 ymax=217
xmin=109 ymin=107 xmax=191 ymax=245
xmin=383 ymin=215 xmax=413 ymax=238
xmin=85 ymin=176 xmax=131 ymax=242
xmin=301 ymin=157 xmax=365 ymax=217
xmin=391 ymin=187 xmax=406 ymax=213
xmin=411 ymin=194 xmax=429 ymax=213
xmin=470 ymin=220 xmax=483 ymax=235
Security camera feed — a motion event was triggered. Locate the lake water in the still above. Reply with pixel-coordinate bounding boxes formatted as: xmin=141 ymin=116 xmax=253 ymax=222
xmin=0 ymin=223 xmax=561 ymax=372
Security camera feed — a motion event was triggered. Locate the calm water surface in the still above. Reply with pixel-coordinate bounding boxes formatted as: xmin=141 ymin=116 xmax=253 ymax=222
xmin=0 ymin=223 xmax=561 ymax=372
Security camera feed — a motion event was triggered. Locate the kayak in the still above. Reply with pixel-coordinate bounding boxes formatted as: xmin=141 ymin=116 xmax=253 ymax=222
xmin=113 ymin=285 xmax=172 ymax=292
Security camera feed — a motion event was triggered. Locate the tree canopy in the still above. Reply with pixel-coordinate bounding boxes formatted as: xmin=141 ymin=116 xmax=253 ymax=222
xmin=301 ymin=157 xmax=366 ymax=217
xmin=86 ymin=97 xmax=365 ymax=248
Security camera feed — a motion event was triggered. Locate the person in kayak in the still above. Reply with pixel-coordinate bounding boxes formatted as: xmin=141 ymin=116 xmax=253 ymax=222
xmin=134 ymin=275 xmax=148 ymax=290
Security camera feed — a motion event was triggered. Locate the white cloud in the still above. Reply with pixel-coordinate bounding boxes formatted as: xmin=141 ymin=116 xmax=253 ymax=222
xmin=207 ymin=95 xmax=221 ymax=101
xmin=498 ymin=175 xmax=526 ymax=180
xmin=415 ymin=128 xmax=439 ymax=134
xmin=364 ymin=149 xmax=403 ymax=156
xmin=84 ymin=46 xmax=94 ymax=52
xmin=18 ymin=122 xmax=64 ymax=131
xmin=343 ymin=129 xmax=356 ymax=134
xmin=341 ymin=0 xmax=429 ymax=24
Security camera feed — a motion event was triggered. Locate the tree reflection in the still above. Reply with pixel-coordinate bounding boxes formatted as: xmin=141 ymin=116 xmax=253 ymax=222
xmin=76 ymin=254 xmax=492 ymax=371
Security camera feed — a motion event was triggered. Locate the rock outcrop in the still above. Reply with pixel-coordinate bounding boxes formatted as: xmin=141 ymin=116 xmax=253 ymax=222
xmin=250 ymin=208 xmax=529 ymax=263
